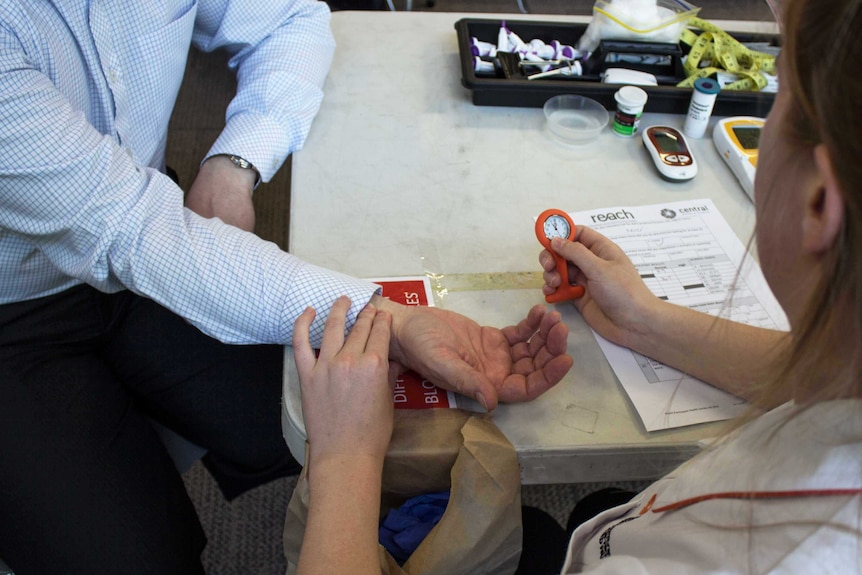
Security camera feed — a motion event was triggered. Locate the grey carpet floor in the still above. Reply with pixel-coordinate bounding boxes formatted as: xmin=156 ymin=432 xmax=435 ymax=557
xmin=171 ymin=2 xmax=774 ymax=573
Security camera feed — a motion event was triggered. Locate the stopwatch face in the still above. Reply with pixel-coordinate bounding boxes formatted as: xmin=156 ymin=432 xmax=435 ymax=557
xmin=543 ymin=214 xmax=571 ymax=239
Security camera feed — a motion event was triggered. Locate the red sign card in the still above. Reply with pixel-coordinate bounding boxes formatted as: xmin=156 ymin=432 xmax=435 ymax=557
xmin=370 ymin=277 xmax=457 ymax=410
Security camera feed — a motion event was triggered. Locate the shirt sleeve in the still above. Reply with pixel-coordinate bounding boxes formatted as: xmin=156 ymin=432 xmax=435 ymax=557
xmin=0 ymin=21 xmax=376 ymax=347
xmin=192 ymin=0 xmax=336 ymax=182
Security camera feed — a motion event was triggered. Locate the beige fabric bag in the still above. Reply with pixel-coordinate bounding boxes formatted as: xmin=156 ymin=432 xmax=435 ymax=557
xmin=284 ymin=409 xmax=523 ymax=575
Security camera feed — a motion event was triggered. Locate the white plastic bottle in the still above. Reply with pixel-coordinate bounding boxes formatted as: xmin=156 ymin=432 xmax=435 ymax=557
xmin=683 ymin=77 xmax=721 ymax=138
xmin=612 ymin=86 xmax=648 ymax=137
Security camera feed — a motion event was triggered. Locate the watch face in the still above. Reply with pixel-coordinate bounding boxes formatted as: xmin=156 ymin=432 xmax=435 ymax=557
xmin=543 ymin=214 xmax=571 ymax=239
xmin=230 ymin=155 xmax=252 ymax=169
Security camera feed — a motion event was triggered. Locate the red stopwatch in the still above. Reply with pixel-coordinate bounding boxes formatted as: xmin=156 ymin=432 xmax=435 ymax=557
xmin=535 ymin=208 xmax=585 ymax=302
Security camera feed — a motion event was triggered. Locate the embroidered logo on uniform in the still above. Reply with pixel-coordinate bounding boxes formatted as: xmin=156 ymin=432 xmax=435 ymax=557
xmin=598 ymin=516 xmax=638 ymax=558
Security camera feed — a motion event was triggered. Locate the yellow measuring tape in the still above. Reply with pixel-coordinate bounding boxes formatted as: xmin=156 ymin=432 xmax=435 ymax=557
xmin=677 ymin=17 xmax=776 ymax=91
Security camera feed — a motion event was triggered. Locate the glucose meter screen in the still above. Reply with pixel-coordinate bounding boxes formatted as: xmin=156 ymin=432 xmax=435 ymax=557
xmin=732 ymin=126 xmax=761 ymax=150
xmin=655 ymin=132 xmax=684 ymax=153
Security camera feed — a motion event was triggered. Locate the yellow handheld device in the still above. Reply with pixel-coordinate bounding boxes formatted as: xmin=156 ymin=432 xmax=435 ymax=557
xmin=713 ymin=116 xmax=765 ymax=201
xmin=535 ymin=208 xmax=585 ymax=302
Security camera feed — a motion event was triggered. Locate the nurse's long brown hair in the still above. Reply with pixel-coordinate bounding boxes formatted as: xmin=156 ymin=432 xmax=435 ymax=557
xmin=757 ymin=0 xmax=862 ymax=407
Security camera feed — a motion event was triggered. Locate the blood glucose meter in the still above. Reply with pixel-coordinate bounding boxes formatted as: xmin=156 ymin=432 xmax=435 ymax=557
xmin=641 ymin=125 xmax=698 ymax=182
xmin=713 ymin=116 xmax=765 ymax=201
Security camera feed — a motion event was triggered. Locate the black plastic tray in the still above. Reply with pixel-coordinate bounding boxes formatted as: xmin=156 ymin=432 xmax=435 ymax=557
xmin=456 ymin=18 xmax=778 ymax=116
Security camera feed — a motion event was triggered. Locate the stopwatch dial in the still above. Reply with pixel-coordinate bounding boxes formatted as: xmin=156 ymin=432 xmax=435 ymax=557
xmin=543 ymin=214 xmax=571 ymax=240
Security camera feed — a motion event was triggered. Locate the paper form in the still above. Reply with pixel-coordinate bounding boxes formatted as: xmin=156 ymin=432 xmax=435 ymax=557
xmin=564 ymin=199 xmax=788 ymax=431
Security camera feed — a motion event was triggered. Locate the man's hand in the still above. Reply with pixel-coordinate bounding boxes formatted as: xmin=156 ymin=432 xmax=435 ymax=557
xmin=185 ymin=155 xmax=257 ymax=231
xmin=373 ymin=296 xmax=572 ymax=411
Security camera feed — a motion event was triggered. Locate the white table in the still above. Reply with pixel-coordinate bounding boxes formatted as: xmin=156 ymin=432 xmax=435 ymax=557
xmin=282 ymin=11 xmax=779 ymax=484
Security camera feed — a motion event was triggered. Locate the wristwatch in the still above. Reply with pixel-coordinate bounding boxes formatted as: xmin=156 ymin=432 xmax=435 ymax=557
xmin=228 ymin=154 xmax=261 ymax=187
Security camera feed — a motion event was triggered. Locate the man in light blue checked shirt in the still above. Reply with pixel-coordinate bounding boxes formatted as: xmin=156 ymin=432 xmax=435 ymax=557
xmin=0 ymin=1 xmax=572 ymax=573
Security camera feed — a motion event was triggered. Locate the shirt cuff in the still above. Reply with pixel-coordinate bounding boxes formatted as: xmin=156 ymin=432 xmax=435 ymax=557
xmin=279 ymin=263 xmax=382 ymax=348
xmin=206 ymin=112 xmax=293 ymax=183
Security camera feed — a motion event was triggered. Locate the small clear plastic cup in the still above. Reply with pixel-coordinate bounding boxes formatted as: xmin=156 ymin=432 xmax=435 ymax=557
xmin=543 ymin=95 xmax=609 ymax=146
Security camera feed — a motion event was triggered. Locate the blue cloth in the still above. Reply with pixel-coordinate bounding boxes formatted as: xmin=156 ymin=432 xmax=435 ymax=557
xmin=0 ymin=0 xmax=378 ymax=345
xmin=379 ymin=490 xmax=451 ymax=564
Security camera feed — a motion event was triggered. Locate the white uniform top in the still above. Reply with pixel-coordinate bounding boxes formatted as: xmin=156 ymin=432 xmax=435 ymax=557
xmin=563 ymin=399 xmax=862 ymax=574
